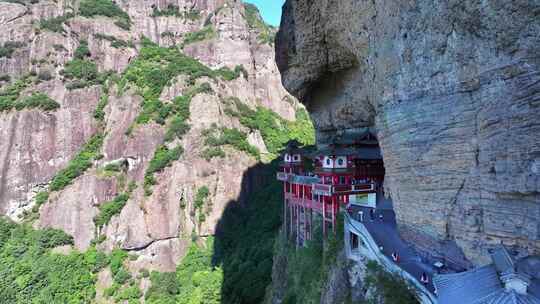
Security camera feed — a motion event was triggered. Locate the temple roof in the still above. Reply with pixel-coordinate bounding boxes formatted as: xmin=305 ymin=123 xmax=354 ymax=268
xmin=282 ymin=140 xmax=314 ymax=155
xmin=311 ymin=146 xmax=382 ymax=160
xmin=434 ymin=246 xmax=540 ymax=304
xmin=434 ymin=266 xmax=503 ymax=304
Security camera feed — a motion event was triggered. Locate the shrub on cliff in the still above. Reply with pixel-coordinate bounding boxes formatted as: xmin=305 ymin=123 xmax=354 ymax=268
xmin=224 ymin=99 xmax=315 ymax=154
xmin=243 ymin=3 xmax=276 ymax=45
xmin=143 ymin=145 xmax=184 ymax=196
xmin=39 ymin=14 xmax=74 ymax=33
xmin=93 ymin=193 xmax=130 ymax=228
xmin=0 ymin=41 xmax=25 ymax=58
xmin=202 ymin=126 xmax=260 ymax=159
xmin=16 ymin=92 xmax=60 ymax=111
xmin=94 ymin=33 xmax=132 ymax=49
xmin=181 ymin=26 xmax=216 ymax=47
xmin=215 ymin=65 xmax=248 ymax=81
xmin=0 ymin=76 xmax=32 ymax=112
xmin=63 ymin=59 xmax=98 ymax=82
xmin=49 ymin=133 xmax=104 ymax=191
xmin=74 ymin=40 xmax=91 ymax=59
xmin=79 ymin=0 xmax=131 ymax=30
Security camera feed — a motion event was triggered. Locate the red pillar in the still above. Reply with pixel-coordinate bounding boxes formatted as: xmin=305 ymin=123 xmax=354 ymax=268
xmin=302 ymin=187 xmax=306 ymax=246
xmin=332 ymin=195 xmax=336 ymax=234
xmin=322 ymin=195 xmax=326 ymax=237
xmin=283 ymin=182 xmax=287 ymax=237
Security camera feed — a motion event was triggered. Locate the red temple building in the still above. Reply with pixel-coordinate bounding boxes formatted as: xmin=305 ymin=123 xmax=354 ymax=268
xmin=277 ymin=131 xmax=386 ymax=246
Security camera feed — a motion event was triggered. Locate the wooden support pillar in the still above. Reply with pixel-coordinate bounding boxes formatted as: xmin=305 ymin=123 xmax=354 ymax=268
xmin=302 ymin=188 xmax=306 ymax=246
xmin=310 ymin=208 xmax=313 ymax=240
xmin=296 ymin=202 xmax=300 ymax=248
xmin=289 ymin=199 xmax=293 ymax=240
xmin=283 ymin=183 xmax=287 ymax=238
xmin=322 ymin=196 xmax=326 ymax=237
xmin=332 ymin=196 xmax=336 ymax=234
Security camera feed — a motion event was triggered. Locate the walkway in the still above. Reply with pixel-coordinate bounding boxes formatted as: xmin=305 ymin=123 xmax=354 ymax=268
xmin=348 ymin=202 xmax=437 ymax=293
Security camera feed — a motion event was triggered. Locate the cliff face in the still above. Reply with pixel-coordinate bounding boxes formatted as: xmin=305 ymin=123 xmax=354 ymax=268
xmin=276 ymin=0 xmax=540 ymax=264
xmin=0 ymin=0 xmax=300 ymax=272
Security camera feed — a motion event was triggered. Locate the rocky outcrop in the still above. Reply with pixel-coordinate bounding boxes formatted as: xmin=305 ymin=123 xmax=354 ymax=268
xmin=0 ymin=0 xmax=299 ymax=273
xmin=276 ymin=0 xmax=540 ymax=264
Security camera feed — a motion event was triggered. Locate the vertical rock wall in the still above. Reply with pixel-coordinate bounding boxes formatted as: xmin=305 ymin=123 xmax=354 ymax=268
xmin=276 ymin=0 xmax=540 ymax=264
xmin=0 ymin=0 xmax=300 ymax=272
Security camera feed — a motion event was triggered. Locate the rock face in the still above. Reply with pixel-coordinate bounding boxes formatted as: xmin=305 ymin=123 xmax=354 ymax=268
xmin=0 ymin=0 xmax=299 ymax=272
xmin=276 ymin=0 xmax=540 ymax=264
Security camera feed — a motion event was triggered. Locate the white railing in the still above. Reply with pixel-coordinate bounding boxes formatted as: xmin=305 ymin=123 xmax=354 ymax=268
xmin=344 ymin=213 xmax=438 ymax=304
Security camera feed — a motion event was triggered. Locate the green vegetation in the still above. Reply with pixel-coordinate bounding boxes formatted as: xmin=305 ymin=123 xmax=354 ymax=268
xmin=39 ymin=14 xmax=73 ymax=33
xmin=0 ymin=217 xmax=107 ymax=303
xmin=94 ymin=33 xmax=132 ymax=49
xmin=37 ymin=70 xmax=53 ymax=81
xmin=202 ymin=124 xmax=260 ymax=160
xmin=75 ymin=40 xmax=91 ymax=59
xmin=49 ymin=133 xmax=104 ymax=192
xmin=93 ymin=193 xmax=129 ymax=228
xmin=0 ymin=41 xmax=25 ymax=58
xmin=62 ymin=56 xmax=111 ymax=90
xmin=0 ymin=76 xmax=31 ymax=111
xmin=161 ymin=31 xmax=175 ymax=38
xmin=193 ymin=186 xmax=211 ymax=223
xmin=143 ymin=145 xmax=183 ymax=196
xmin=63 ymin=59 xmax=97 ymax=81
xmin=151 ymin=4 xmax=200 ymax=20
xmin=17 ymin=92 xmax=59 ymax=111
xmin=282 ymin=215 xmax=344 ymax=304
xmin=0 ymin=76 xmax=61 ymax=113
xmin=94 ymin=89 xmax=108 ymax=121
xmin=0 ymin=92 xmax=60 ymax=112
xmin=79 ymin=0 xmax=131 ymax=30
xmin=135 ymin=82 xmax=211 ymax=129
xmin=216 ymin=65 xmax=248 ymax=81
xmin=224 ymin=98 xmax=315 ymax=155
xmin=24 ymin=133 xmax=103 ymax=221
xmin=103 ymin=248 xmax=142 ymax=303
xmin=200 ymin=146 xmax=226 ymax=160
xmin=361 ymin=261 xmax=419 ymax=304
xmin=151 ymin=4 xmax=182 ymax=17
xmin=212 ymin=170 xmax=283 ymax=304
xmin=121 ymin=38 xmax=212 ymax=98
xmin=182 ymin=26 xmax=216 ymax=47
xmin=243 ymin=3 xmax=276 ymax=44
xmin=121 ymin=39 xmax=246 ymax=126
xmin=34 ymin=191 xmax=49 ymax=207
xmin=145 ymin=239 xmax=222 ymax=304
xmin=184 ymin=9 xmax=202 ymax=21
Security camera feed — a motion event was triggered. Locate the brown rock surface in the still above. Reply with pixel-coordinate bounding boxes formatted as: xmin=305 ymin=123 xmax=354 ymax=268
xmin=0 ymin=0 xmax=300 ymax=273
xmin=276 ymin=0 xmax=540 ymax=264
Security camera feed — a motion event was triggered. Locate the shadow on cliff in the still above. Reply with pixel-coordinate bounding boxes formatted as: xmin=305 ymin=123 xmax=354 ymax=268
xmin=212 ymin=157 xmax=284 ymax=304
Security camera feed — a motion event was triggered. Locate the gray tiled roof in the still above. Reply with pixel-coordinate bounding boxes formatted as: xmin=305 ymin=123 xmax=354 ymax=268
xmin=434 ymin=265 xmax=502 ymax=304
xmin=481 ymin=290 xmax=540 ymax=304
xmin=310 ymin=146 xmax=382 ymax=160
xmin=434 ymin=265 xmax=540 ymax=304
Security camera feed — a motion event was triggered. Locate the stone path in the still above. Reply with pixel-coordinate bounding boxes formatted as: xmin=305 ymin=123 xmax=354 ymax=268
xmin=349 ymin=202 xmax=437 ymax=293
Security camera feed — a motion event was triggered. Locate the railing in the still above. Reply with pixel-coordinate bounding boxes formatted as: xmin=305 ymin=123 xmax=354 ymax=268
xmin=344 ymin=213 xmax=438 ymax=304
xmin=279 ymin=173 xmax=376 ymax=197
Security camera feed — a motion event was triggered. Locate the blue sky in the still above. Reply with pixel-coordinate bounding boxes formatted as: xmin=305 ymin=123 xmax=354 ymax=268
xmin=244 ymin=0 xmax=285 ymax=27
